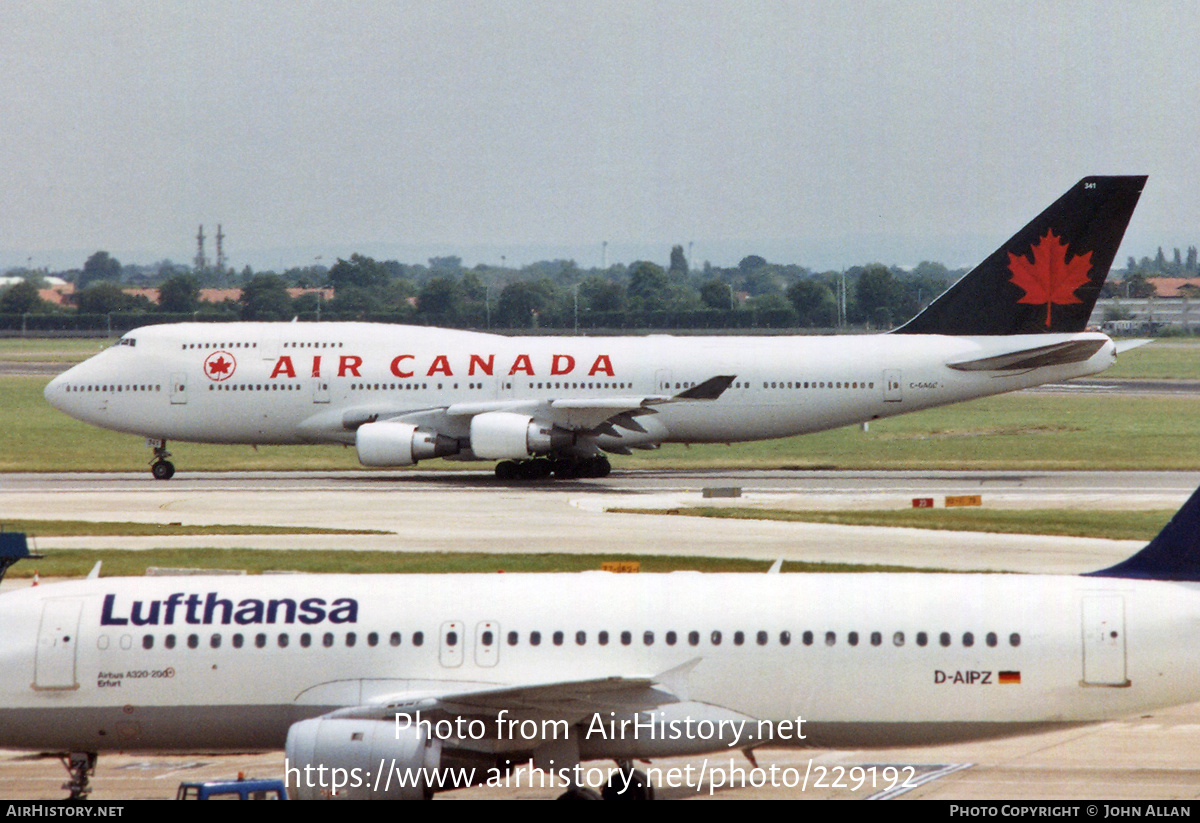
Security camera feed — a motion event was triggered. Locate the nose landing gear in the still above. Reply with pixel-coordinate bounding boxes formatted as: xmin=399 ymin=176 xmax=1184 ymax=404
xmin=60 ymin=751 xmax=96 ymax=799
xmin=148 ymin=439 xmax=175 ymax=480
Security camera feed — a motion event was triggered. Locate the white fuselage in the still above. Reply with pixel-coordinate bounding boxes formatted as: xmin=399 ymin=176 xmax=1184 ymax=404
xmin=43 ymin=323 xmax=1116 ymax=454
xmin=2 ymin=570 xmax=1195 ymax=755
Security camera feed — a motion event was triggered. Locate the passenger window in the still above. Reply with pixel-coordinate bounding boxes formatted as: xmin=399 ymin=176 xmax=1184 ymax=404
xmin=278 ymin=634 xmax=289 ymax=648
xmin=1009 ymin=633 xmax=1021 ymax=647
xmin=598 ymin=631 xmax=609 ymax=646
xmin=802 ymin=630 xmax=813 ymax=646
xmin=733 ymin=631 xmax=744 ymax=646
xmin=300 ymin=633 xmax=311 ymax=648
xmin=620 ymin=631 xmax=631 ymax=646
xmin=210 ymin=634 xmax=221 ymax=649
xmin=368 ymin=632 xmax=379 ymax=647
xmin=824 ymin=631 xmax=835 ymax=646
xmin=187 ymin=634 xmax=199 ymax=649
xmin=962 ymin=632 xmax=974 ymax=647
xmin=893 ymin=632 xmax=905 ymax=647
xmin=916 ymin=632 xmax=928 ymax=647
xmin=390 ymin=632 xmax=402 ymax=647
xmin=575 ymin=631 xmax=586 ymax=646
xmin=666 ymin=631 xmax=677 ymax=646
xmin=986 ymin=632 xmax=998 ymax=647
xmin=323 ymin=632 xmax=334 ymax=648
xmin=870 ymin=632 xmax=882 ymax=646
xmin=643 ymin=631 xmax=654 ymax=646
xmin=346 ymin=632 xmax=356 ymax=648
xmin=688 ymin=631 xmax=700 ymax=646
xmin=939 ymin=632 xmax=951 ymax=647
xmin=553 ymin=631 xmax=564 ymax=646
xmin=446 ymin=631 xmax=458 ymax=647
xmin=233 ymin=634 xmax=244 ymax=649
xmin=530 ymin=631 xmax=540 ymax=646
xmin=165 ymin=634 xmax=176 ymax=650
xmin=142 ymin=635 xmax=153 ymax=650
xmin=780 ymin=631 xmax=791 ymax=646
xmin=757 ymin=631 xmax=769 ymax=646
xmin=848 ymin=631 xmax=859 ymax=646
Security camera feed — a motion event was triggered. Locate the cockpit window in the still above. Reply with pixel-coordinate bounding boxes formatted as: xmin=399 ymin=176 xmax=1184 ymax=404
xmin=115 ymin=338 xmax=136 ymax=347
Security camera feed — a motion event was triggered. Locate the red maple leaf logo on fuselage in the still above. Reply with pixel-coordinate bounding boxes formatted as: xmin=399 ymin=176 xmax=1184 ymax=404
xmin=204 ymin=351 xmax=236 ymax=381
xmin=1008 ymin=230 xmax=1094 ymax=328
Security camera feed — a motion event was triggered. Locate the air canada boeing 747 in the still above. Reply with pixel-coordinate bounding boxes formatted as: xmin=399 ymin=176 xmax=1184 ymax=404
xmin=6 ymin=477 xmax=1200 ymax=799
xmin=44 ymin=176 xmax=1146 ymax=479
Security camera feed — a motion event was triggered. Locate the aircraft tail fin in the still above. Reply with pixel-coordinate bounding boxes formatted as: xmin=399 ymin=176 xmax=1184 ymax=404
xmin=1087 ymin=485 xmax=1200 ymax=581
xmin=0 ymin=532 xmax=41 ymax=586
xmin=894 ymin=176 xmax=1146 ymax=336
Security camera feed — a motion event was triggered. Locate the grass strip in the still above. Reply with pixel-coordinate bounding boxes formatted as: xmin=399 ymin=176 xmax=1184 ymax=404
xmin=5 ymin=549 xmax=949 ymax=579
xmin=609 ymin=507 xmax=1173 ymax=541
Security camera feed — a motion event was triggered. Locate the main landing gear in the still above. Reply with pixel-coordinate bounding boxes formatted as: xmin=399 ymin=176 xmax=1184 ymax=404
xmin=494 ymin=455 xmax=611 ymax=481
xmin=601 ymin=762 xmax=655 ymax=801
xmin=60 ymin=751 xmax=97 ymax=800
xmin=555 ymin=761 xmax=654 ymax=801
xmin=148 ymin=439 xmax=175 ymax=480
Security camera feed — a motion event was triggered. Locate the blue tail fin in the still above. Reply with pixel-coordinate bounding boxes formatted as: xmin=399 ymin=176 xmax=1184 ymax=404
xmin=0 ymin=532 xmax=35 ymax=586
xmin=1087 ymin=486 xmax=1200 ymax=581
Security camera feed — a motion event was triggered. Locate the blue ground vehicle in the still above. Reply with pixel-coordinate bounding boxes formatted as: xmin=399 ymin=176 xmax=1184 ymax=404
xmin=176 ymin=777 xmax=286 ymax=800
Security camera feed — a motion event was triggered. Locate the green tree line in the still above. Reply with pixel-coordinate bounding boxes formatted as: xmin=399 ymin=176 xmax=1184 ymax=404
xmin=1 ymin=246 xmax=964 ymax=331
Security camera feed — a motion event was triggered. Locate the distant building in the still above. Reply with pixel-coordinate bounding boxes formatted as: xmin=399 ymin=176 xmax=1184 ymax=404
xmin=111 ymin=287 xmax=334 ymax=306
xmin=1092 ymin=276 xmax=1200 ymax=334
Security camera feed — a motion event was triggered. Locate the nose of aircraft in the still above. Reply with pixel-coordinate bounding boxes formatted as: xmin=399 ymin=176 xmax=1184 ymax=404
xmin=43 ymin=359 xmax=101 ymax=421
xmin=43 ymin=368 xmax=69 ymax=413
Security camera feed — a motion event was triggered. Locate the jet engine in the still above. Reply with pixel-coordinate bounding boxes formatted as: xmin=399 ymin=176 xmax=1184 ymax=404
xmin=469 ymin=411 xmax=573 ymax=459
xmin=355 ymin=421 xmax=459 ymax=466
xmin=285 ymin=717 xmax=443 ymax=800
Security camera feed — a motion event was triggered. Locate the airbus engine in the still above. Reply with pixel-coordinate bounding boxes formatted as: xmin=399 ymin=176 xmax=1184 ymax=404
xmin=355 ymin=421 xmax=459 ymax=466
xmin=469 ymin=411 xmax=573 ymax=459
xmin=285 ymin=717 xmax=443 ymax=800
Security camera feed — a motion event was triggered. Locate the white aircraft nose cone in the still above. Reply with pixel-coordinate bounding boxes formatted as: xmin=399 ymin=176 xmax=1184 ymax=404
xmin=43 ymin=371 xmax=68 ymax=412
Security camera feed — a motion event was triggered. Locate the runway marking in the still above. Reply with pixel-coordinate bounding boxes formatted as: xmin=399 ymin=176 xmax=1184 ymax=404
xmin=866 ymin=762 xmax=973 ymax=800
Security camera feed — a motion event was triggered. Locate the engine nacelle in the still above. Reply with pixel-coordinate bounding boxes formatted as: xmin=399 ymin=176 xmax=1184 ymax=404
xmin=469 ymin=411 xmax=573 ymax=459
xmin=285 ymin=717 xmax=442 ymax=800
xmin=355 ymin=421 xmax=459 ymax=467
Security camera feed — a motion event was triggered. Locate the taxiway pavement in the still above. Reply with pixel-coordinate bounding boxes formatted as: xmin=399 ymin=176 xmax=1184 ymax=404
xmin=5 ymin=469 xmax=1199 ymax=573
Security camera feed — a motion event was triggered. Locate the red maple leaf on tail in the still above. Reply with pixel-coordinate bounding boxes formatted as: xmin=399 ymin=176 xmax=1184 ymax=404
xmin=1007 ymin=230 xmax=1093 ymax=328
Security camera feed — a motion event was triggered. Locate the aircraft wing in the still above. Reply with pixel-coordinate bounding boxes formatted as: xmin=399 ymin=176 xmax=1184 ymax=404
xmin=345 ymin=375 xmax=735 ymax=434
xmin=327 ymin=674 xmax=682 ymax=726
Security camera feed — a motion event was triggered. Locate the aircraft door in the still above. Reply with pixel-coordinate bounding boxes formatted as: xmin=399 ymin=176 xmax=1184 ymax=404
xmin=883 ymin=370 xmax=902 ymax=403
xmin=170 ymin=372 xmax=188 ymax=405
xmin=439 ymin=621 xmax=464 ymax=668
xmin=34 ymin=599 xmax=83 ymax=690
xmin=655 ymin=370 xmax=673 ymax=393
xmin=475 ymin=621 xmax=499 ymax=667
xmin=312 ymin=378 xmax=330 ymax=404
xmin=1081 ymin=595 xmax=1129 ymax=686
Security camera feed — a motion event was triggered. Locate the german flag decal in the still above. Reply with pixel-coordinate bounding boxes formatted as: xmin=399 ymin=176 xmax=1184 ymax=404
xmin=998 ymin=671 xmax=1022 ymax=685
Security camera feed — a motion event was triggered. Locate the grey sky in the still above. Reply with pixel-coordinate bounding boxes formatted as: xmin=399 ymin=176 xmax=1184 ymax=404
xmin=0 ymin=1 xmax=1193 ymax=271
